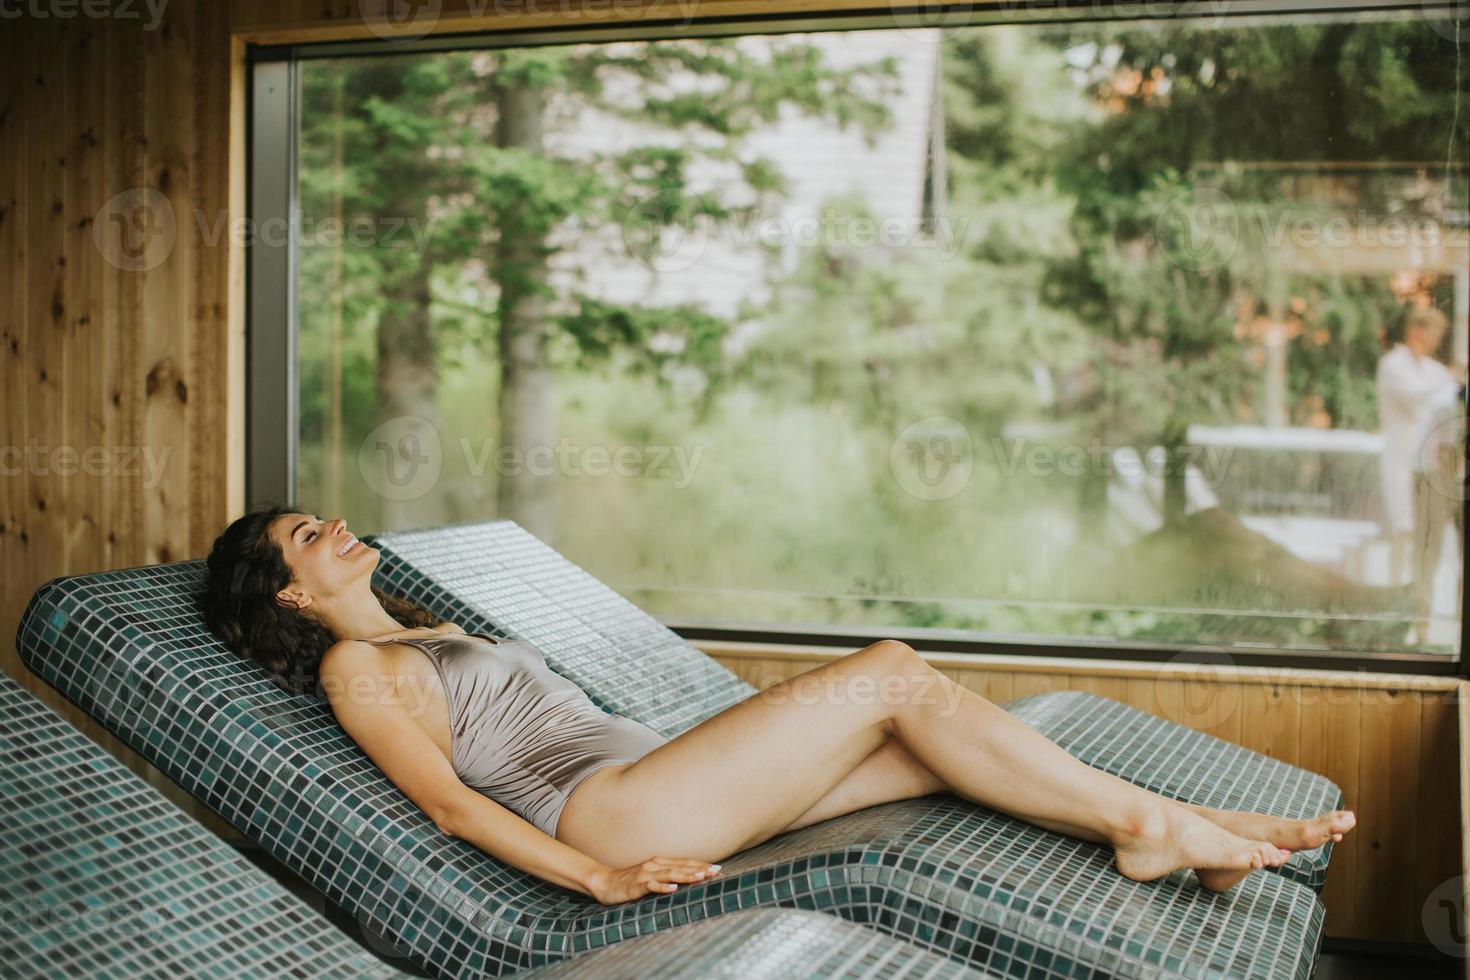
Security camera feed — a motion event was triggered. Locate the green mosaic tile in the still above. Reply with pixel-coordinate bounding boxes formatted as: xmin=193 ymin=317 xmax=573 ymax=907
xmin=1006 ymin=692 xmax=1341 ymax=892
xmin=15 ymin=520 xmax=1332 ymax=979
xmin=1 ymin=671 xmax=990 ymax=978
xmin=519 ymin=907 xmax=993 ymax=979
xmin=373 ymin=520 xmax=1342 ymax=894
xmin=0 ymin=672 xmax=399 ymax=979
xmin=365 ymin=520 xmax=1330 ymax=979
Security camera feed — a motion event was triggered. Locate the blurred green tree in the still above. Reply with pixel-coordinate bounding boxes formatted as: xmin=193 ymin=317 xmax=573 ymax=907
xmin=299 ymin=42 xmax=899 ymax=537
xmin=1041 ymin=19 xmax=1468 ymax=530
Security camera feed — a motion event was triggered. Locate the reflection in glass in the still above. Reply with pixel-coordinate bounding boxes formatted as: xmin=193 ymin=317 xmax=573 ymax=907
xmin=295 ymin=10 xmax=1469 ymax=657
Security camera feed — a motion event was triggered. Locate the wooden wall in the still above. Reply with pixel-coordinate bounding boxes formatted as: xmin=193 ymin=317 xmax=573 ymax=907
xmin=701 ymin=642 xmax=1466 ymax=947
xmin=0 ymin=0 xmax=1464 ymax=953
xmin=0 ymin=3 xmax=243 ymax=832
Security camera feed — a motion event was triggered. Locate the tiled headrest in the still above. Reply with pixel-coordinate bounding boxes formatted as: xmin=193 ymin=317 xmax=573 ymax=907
xmin=18 ymin=560 xmax=299 ymax=729
xmin=365 ymin=519 xmax=756 ymax=736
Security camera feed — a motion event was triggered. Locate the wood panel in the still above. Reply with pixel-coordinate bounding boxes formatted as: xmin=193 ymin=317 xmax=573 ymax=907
xmin=700 ymin=641 xmax=1465 ymax=947
xmin=0 ymin=0 xmax=29 ymax=583
xmin=0 ymin=5 xmax=242 ymax=837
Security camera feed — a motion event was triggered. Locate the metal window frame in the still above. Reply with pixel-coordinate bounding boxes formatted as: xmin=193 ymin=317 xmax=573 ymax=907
xmin=246 ymin=0 xmax=1464 ymax=62
xmin=246 ymin=58 xmax=300 ymax=511
xmin=245 ymin=0 xmax=1470 ymax=675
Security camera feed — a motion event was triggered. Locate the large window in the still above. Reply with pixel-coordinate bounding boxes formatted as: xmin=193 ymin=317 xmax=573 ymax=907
xmin=251 ymin=3 xmax=1470 ymax=666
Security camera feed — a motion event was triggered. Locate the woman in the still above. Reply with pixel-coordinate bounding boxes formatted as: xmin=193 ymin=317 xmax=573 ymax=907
xmin=1376 ymin=305 xmax=1464 ymax=592
xmin=203 ymin=504 xmax=1355 ymax=906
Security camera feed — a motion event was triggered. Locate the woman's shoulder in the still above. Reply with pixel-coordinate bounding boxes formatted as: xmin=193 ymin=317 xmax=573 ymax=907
xmin=320 ymin=636 xmax=392 ymax=677
xmin=321 ymin=623 xmax=467 ymax=676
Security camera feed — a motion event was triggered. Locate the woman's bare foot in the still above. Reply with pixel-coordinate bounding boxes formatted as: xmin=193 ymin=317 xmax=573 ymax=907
xmin=1184 ymin=806 xmax=1356 ymax=852
xmin=1112 ymin=803 xmax=1292 ymax=893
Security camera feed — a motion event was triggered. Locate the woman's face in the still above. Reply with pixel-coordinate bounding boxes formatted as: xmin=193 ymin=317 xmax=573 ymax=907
xmin=268 ymin=512 xmax=376 ymax=611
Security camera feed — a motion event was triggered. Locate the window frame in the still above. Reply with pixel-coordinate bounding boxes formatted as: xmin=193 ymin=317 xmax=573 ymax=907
xmin=246 ymin=0 xmax=1470 ymax=676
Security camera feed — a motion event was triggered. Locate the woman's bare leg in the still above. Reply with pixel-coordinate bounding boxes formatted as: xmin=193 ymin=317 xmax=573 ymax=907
xmin=557 ymin=641 xmax=903 ymax=865
xmin=911 ymin=669 xmax=1356 ymax=856
xmin=557 ymin=640 xmax=1292 ymax=891
xmin=777 ymin=736 xmax=948 ymax=832
xmin=779 ymin=726 xmax=1355 ymax=855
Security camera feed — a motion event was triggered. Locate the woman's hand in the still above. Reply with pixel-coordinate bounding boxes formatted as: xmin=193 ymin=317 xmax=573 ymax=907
xmin=587 ymin=857 xmax=722 ymax=905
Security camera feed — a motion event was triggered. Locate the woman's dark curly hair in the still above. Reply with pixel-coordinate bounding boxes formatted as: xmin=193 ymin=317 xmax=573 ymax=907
xmin=202 ymin=502 xmax=440 ymax=698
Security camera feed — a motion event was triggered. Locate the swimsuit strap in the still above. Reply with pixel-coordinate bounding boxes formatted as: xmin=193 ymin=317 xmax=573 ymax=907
xmin=358 ymin=630 xmax=502 ymax=649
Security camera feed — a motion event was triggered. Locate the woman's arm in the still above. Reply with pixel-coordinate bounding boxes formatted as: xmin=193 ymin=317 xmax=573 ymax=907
xmin=1378 ymin=353 xmax=1456 ymax=415
xmin=319 ymin=641 xmax=608 ymax=898
xmin=437 ymin=790 xmax=610 ymax=896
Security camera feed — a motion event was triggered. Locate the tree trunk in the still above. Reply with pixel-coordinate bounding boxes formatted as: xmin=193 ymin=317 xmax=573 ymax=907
xmin=1076 ymin=442 xmax=1108 ymax=548
xmin=1161 ymin=428 xmax=1188 ymax=530
xmin=375 ymin=260 xmax=440 ymax=531
xmin=494 ymin=82 xmax=558 ymax=545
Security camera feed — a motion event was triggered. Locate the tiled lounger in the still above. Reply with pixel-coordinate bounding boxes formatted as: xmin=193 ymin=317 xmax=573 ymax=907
xmin=0 ymin=671 xmax=400 ymax=979
xmin=366 ymin=521 xmax=1341 ymax=895
xmin=17 ymin=522 xmax=1329 ymax=979
xmin=1 ymin=672 xmax=985 ymax=980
